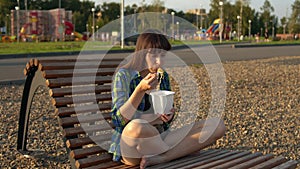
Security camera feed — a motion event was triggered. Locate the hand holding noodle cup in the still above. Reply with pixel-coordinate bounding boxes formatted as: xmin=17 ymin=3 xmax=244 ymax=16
xmin=150 ymin=90 xmax=175 ymax=114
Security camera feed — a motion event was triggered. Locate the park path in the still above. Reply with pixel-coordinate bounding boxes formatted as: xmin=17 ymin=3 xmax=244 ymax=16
xmin=0 ymin=45 xmax=299 ymax=82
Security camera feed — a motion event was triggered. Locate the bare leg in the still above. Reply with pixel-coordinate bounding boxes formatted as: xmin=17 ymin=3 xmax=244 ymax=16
xmin=120 ymin=119 xmax=170 ymax=166
xmin=140 ymin=117 xmax=226 ymax=168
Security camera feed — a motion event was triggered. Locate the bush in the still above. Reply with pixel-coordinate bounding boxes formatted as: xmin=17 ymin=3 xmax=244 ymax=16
xmin=272 ymin=36 xmax=281 ymax=41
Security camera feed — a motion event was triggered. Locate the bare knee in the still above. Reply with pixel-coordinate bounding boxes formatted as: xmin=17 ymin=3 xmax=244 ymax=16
xmin=123 ymin=119 xmax=159 ymax=138
xmin=212 ymin=118 xmax=226 ymax=139
xmin=204 ymin=117 xmax=226 ymax=140
xmin=123 ymin=119 xmax=144 ymax=138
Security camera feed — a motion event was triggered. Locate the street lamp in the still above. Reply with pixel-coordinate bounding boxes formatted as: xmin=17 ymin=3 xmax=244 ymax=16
xmin=171 ymin=12 xmax=175 ymax=40
xmin=25 ymin=0 xmax=28 ymax=11
xmin=120 ymin=0 xmax=124 ymax=49
xmin=133 ymin=6 xmax=137 ymax=33
xmin=15 ymin=6 xmax=20 ymax=43
xmin=272 ymin=26 xmax=275 ymax=39
xmin=283 ymin=24 xmax=287 ymax=40
xmin=248 ymin=20 xmax=252 ymax=40
xmin=176 ymin=21 xmax=179 ymax=40
xmin=196 ymin=10 xmax=199 ymax=30
xmin=91 ymin=8 xmax=95 ymax=41
xmin=237 ymin=15 xmax=240 ymax=41
xmin=161 ymin=15 xmax=166 ymax=35
xmin=58 ymin=0 xmax=62 ymax=41
xmin=199 ymin=4 xmax=203 ymax=30
xmin=96 ymin=25 xmax=99 ymax=40
xmin=270 ymin=20 xmax=274 ymax=39
xmin=219 ymin=1 xmax=223 ymax=43
xmin=5 ymin=14 xmax=9 ymax=35
xmin=86 ymin=24 xmax=89 ymax=39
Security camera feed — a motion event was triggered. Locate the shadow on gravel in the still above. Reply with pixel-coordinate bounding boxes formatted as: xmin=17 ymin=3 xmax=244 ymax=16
xmin=19 ymin=149 xmax=68 ymax=164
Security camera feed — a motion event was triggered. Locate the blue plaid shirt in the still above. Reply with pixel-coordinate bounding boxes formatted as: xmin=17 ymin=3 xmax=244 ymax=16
xmin=108 ymin=68 xmax=172 ymax=161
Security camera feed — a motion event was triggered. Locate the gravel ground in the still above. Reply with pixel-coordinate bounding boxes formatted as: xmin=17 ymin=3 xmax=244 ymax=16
xmin=0 ymin=55 xmax=299 ymax=168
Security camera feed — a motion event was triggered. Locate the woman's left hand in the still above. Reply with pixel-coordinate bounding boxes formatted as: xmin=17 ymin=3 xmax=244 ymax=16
xmin=160 ymin=108 xmax=175 ymax=123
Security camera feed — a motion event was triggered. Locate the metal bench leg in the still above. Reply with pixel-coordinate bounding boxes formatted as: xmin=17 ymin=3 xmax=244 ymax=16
xmin=17 ymin=69 xmax=46 ymax=151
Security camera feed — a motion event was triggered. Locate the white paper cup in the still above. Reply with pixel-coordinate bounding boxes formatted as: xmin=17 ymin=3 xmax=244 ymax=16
xmin=149 ymin=90 xmax=175 ymax=114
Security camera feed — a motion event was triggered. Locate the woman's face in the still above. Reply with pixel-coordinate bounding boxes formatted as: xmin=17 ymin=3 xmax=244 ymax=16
xmin=145 ymin=49 xmax=166 ymax=73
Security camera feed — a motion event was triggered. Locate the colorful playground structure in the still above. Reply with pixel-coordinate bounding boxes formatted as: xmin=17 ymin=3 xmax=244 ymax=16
xmin=2 ymin=8 xmax=84 ymax=42
xmin=202 ymin=18 xmax=232 ymax=40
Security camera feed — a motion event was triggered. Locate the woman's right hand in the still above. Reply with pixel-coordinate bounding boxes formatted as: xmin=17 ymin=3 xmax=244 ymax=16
xmin=137 ymin=73 xmax=158 ymax=92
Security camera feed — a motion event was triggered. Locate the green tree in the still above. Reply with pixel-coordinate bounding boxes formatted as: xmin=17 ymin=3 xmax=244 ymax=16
xmin=100 ymin=2 xmax=120 ymax=24
xmin=259 ymin=0 xmax=275 ymax=33
xmin=125 ymin=4 xmax=138 ymax=15
xmin=0 ymin=0 xmax=16 ymax=29
xmin=208 ymin=0 xmax=228 ymax=23
xmin=147 ymin=0 xmax=165 ymax=12
xmin=288 ymin=0 xmax=300 ymax=34
xmin=277 ymin=17 xmax=288 ymax=34
xmin=208 ymin=0 xmax=237 ymax=26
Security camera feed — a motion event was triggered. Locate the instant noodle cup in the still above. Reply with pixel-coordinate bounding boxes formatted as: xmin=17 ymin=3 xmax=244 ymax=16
xmin=150 ymin=90 xmax=175 ymax=114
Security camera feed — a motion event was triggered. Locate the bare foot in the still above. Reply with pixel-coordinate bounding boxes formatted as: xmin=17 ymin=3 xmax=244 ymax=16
xmin=140 ymin=155 xmax=165 ymax=169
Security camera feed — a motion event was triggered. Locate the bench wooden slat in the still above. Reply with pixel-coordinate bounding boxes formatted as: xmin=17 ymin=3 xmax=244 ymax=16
xmin=228 ymin=154 xmax=274 ymax=169
xmin=156 ymin=150 xmax=233 ymax=169
xmin=43 ymin=68 xmax=116 ymax=78
xmin=148 ymin=150 xmax=222 ymax=169
xmin=106 ymin=164 xmax=138 ymax=169
xmin=272 ymin=160 xmax=299 ymax=169
xmin=193 ymin=151 xmax=251 ymax=169
xmin=52 ymin=93 xmax=112 ymax=107
xmin=71 ymin=146 xmax=106 ymax=159
xmin=176 ymin=151 xmax=239 ymax=169
xmin=63 ymin=124 xmax=113 ymax=137
xmin=66 ymin=133 xmax=112 ymax=148
xmin=75 ymin=154 xmax=112 ymax=168
xmin=56 ymin=103 xmax=111 ymax=117
xmin=210 ymin=152 xmax=263 ymax=169
xmin=38 ymin=58 xmax=124 ymax=63
xmin=39 ymin=61 xmax=121 ymax=71
xmin=59 ymin=113 xmax=111 ymax=127
xmin=249 ymin=156 xmax=287 ymax=169
xmin=83 ymin=161 xmax=122 ymax=169
xmin=49 ymin=85 xmax=111 ymax=97
xmin=46 ymin=76 xmax=112 ymax=88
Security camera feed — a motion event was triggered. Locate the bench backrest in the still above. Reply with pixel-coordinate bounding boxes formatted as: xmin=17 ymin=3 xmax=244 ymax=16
xmin=18 ymin=58 xmax=124 ymax=168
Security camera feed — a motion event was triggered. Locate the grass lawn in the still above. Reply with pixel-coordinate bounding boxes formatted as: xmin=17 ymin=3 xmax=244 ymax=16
xmin=0 ymin=39 xmax=299 ymax=55
xmin=0 ymin=41 xmax=120 ymax=55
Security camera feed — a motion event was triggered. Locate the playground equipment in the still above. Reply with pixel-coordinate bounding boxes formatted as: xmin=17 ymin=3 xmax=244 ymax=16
xmin=73 ymin=31 xmax=84 ymax=41
xmin=1 ymin=35 xmax=16 ymax=42
xmin=206 ymin=18 xmax=231 ymax=40
xmin=64 ymin=21 xmax=84 ymax=41
xmin=207 ymin=18 xmax=220 ymax=34
xmin=8 ymin=8 xmax=86 ymax=42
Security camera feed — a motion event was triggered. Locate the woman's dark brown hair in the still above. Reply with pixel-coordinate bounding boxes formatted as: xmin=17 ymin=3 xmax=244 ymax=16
xmin=123 ymin=29 xmax=171 ymax=71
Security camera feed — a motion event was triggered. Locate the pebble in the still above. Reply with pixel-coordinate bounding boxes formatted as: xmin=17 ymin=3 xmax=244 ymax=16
xmin=0 ymin=55 xmax=299 ymax=168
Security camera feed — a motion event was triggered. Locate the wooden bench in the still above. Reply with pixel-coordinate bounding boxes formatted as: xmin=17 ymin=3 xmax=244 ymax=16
xmin=17 ymin=58 xmax=299 ymax=169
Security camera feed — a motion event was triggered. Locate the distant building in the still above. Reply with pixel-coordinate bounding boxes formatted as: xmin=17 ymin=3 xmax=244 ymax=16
xmin=186 ymin=9 xmax=206 ymax=15
xmin=187 ymin=8 xmax=207 ymax=30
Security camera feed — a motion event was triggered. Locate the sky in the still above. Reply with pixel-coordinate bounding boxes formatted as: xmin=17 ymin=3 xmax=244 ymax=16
xmin=93 ymin=0 xmax=294 ymax=19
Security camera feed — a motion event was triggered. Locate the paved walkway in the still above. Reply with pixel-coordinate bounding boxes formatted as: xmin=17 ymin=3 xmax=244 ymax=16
xmin=1 ymin=44 xmax=300 ymax=83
